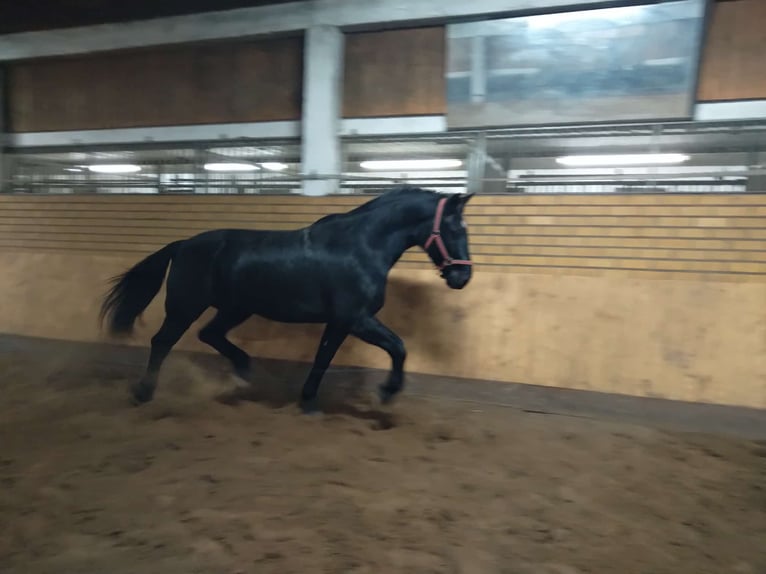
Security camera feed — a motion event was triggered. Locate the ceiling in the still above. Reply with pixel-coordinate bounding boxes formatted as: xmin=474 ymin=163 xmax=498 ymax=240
xmin=3 ymin=0 xmax=737 ymax=36
xmin=0 ymin=0 xmax=294 ymax=35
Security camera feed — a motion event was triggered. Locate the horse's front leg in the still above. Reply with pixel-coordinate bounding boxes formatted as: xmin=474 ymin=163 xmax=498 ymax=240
xmin=351 ymin=315 xmax=406 ymax=404
xmin=299 ymin=322 xmax=348 ymax=414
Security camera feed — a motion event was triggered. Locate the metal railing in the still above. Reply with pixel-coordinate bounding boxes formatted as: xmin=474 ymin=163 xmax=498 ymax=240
xmin=3 ymin=126 xmax=765 ymax=195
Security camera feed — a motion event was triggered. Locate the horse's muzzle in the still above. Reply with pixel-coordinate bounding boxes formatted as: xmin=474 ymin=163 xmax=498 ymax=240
xmin=443 ymin=265 xmax=471 ymax=289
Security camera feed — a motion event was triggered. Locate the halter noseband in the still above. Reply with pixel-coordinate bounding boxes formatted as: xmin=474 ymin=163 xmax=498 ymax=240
xmin=422 ymin=196 xmax=473 ymax=271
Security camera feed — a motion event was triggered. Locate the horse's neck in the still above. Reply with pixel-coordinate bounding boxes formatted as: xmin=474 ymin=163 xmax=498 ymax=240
xmin=362 ymin=200 xmax=433 ymax=269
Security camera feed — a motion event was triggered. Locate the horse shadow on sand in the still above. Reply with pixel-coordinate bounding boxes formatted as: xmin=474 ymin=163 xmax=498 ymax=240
xmin=206 ymin=274 xmax=448 ymax=427
xmin=211 ymin=359 xmax=397 ymax=429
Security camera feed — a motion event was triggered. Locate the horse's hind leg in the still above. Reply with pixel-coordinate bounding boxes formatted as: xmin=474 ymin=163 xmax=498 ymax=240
xmin=198 ymin=309 xmax=253 ymax=381
xmin=299 ymin=323 xmax=348 ymax=414
xmin=132 ymin=302 xmax=206 ymax=404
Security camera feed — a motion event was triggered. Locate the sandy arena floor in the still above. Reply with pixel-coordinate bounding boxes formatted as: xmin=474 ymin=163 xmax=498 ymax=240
xmin=0 ymin=351 xmax=764 ymax=574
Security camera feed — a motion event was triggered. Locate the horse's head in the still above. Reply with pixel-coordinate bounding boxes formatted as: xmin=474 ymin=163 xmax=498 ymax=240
xmin=423 ymin=192 xmax=475 ymax=290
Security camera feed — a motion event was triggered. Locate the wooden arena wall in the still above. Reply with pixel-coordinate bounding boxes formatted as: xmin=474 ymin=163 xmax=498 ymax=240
xmin=342 ymin=27 xmax=446 ymax=118
xmin=339 ymin=0 xmax=766 ymax=118
xmin=5 ymin=0 xmax=765 ymax=131
xmin=5 ymin=36 xmax=304 ymax=132
xmin=0 ymin=193 xmax=764 ymax=410
xmin=697 ymin=0 xmax=766 ymax=102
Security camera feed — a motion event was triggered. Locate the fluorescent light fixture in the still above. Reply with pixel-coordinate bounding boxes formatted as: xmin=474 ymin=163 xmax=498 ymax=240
xmin=208 ymin=146 xmax=280 ymax=158
xmin=261 ymin=162 xmax=288 ymax=171
xmin=87 ymin=164 xmax=141 ymax=174
xmin=528 ymin=6 xmax=642 ymax=29
xmin=64 ymin=167 xmax=83 ymax=173
xmin=203 ymin=162 xmax=259 ymax=172
xmin=555 ymin=153 xmax=689 ymax=167
xmin=359 ymin=159 xmax=463 ymax=171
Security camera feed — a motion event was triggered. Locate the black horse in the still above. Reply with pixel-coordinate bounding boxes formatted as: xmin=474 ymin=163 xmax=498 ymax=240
xmin=99 ymin=186 xmax=474 ymax=413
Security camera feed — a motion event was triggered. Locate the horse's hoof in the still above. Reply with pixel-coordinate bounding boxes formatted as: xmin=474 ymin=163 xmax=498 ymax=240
xmin=130 ymin=383 xmax=155 ymax=405
xmin=299 ymin=398 xmax=321 ymax=416
xmin=234 ymin=366 xmax=253 ymax=383
xmin=378 ymin=385 xmax=398 ymax=405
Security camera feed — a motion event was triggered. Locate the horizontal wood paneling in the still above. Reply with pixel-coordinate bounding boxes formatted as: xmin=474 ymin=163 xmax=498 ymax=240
xmin=697 ymin=0 xmax=766 ymax=101
xmin=0 ymin=193 xmax=764 ymax=280
xmin=0 ymin=192 xmax=764 ymax=409
xmin=343 ymin=27 xmax=446 ymax=118
xmin=7 ymin=37 xmax=303 ymax=132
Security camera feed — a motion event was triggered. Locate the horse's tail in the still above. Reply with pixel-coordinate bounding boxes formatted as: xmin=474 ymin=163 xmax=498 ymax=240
xmin=99 ymin=240 xmax=183 ymax=336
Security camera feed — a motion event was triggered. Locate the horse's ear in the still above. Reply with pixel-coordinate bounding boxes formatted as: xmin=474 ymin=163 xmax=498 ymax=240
xmin=447 ymin=192 xmax=474 ymax=214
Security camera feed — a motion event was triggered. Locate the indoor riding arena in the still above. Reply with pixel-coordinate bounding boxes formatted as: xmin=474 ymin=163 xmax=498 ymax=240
xmin=1 ymin=1 xmax=765 ymax=573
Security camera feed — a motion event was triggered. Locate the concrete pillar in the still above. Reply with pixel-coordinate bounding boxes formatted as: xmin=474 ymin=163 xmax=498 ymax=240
xmin=746 ymin=151 xmax=766 ymax=192
xmin=466 ymin=133 xmax=508 ymax=194
xmin=0 ymin=67 xmax=5 ymax=193
xmin=470 ymin=36 xmax=486 ymax=104
xmin=746 ymin=174 xmax=766 ymax=192
xmin=485 ymin=154 xmax=510 ymax=194
xmin=466 ymin=134 xmax=485 ymax=194
xmin=301 ymin=25 xmax=344 ymax=196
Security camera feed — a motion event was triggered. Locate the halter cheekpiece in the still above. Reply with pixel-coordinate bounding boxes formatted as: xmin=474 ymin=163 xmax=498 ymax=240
xmin=422 ymin=196 xmax=473 ymax=271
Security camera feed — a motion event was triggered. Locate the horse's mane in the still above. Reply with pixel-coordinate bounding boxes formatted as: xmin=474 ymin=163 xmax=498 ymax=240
xmin=347 ymin=186 xmax=436 ymax=214
xmin=313 ymin=186 xmax=437 ymax=227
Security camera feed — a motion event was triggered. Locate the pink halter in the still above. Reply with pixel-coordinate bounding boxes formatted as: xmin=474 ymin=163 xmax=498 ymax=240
xmin=422 ymin=196 xmax=473 ymax=270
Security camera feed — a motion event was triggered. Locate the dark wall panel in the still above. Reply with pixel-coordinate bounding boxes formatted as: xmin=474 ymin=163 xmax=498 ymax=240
xmin=7 ymin=37 xmax=303 ymax=132
xmin=343 ymin=27 xmax=445 ymax=118
xmin=697 ymin=0 xmax=766 ymax=101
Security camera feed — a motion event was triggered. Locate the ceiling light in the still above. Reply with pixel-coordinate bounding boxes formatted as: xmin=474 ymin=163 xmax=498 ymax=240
xmin=208 ymin=146 xmax=280 ymax=158
xmin=87 ymin=164 xmax=141 ymax=174
xmin=555 ymin=154 xmax=689 ymax=167
xmin=360 ymin=159 xmax=463 ymax=171
xmin=261 ymin=162 xmax=288 ymax=171
xmin=203 ymin=162 xmax=259 ymax=172
xmin=64 ymin=168 xmax=83 ymax=173
xmin=527 ymin=5 xmax=643 ymax=29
